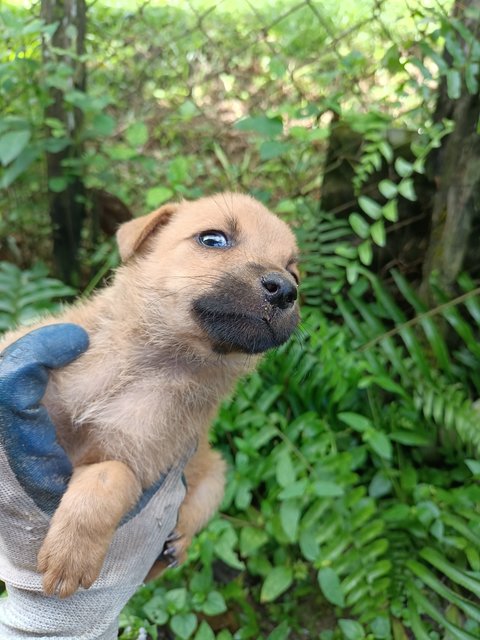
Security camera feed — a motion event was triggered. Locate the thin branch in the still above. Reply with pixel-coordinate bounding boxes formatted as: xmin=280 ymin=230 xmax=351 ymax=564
xmin=360 ymin=286 xmax=480 ymax=352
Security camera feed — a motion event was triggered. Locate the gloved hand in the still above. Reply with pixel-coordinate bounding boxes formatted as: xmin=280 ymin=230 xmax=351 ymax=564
xmin=0 ymin=324 xmax=188 ymax=639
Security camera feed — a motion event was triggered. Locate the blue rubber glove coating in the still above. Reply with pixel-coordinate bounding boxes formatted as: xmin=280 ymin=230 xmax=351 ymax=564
xmin=0 ymin=323 xmax=170 ymax=522
xmin=0 ymin=324 xmax=89 ymax=516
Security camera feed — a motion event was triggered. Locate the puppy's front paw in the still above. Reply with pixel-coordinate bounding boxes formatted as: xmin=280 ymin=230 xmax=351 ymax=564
xmin=161 ymin=529 xmax=190 ymax=567
xmin=146 ymin=529 xmax=191 ymax=581
xmin=38 ymin=529 xmax=107 ymax=598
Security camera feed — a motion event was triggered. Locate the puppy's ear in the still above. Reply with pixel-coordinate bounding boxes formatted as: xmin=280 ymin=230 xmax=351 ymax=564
xmin=116 ymin=203 xmax=178 ymax=261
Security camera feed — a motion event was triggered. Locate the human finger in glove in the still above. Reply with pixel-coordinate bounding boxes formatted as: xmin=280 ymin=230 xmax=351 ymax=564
xmin=0 ymin=325 xmax=188 ymax=640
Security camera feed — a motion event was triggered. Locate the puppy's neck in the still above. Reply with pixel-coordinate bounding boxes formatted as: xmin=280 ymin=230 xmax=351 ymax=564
xmin=135 ymin=332 xmax=259 ymax=390
xmin=91 ymin=278 xmax=258 ymax=391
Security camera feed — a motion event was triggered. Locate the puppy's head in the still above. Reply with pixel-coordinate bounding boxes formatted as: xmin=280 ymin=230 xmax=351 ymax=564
xmin=116 ymin=193 xmax=300 ymax=355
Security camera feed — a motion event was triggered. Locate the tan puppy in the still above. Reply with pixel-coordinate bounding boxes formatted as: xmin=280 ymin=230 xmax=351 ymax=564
xmin=1 ymin=193 xmax=300 ymax=597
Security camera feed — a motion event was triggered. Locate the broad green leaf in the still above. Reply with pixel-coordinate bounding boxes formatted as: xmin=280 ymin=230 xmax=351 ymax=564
xmin=268 ymin=57 xmax=287 ymax=78
xmin=349 ymin=213 xmax=370 ymax=239
xmin=240 ymin=526 xmax=268 ymax=556
xmin=125 ymin=121 xmax=148 ymax=146
xmin=260 ymin=566 xmax=293 ymax=602
xmin=358 ymin=196 xmax=382 ymax=220
xmin=466 ymin=459 xmax=480 ymax=475
xmin=446 ymin=68 xmax=461 ymax=99
xmin=91 ymin=113 xmax=116 ymax=136
xmin=378 ymin=179 xmax=397 ymax=199
xmin=235 ymin=115 xmax=283 ymax=137
xmin=313 ymin=481 xmax=344 ymax=497
xmin=166 ymin=587 xmax=187 ymax=610
xmin=276 ymin=450 xmax=296 ymax=488
xmin=266 ymin=621 xmax=290 ymax=640
xmin=170 ymin=613 xmax=197 ymax=640
xmin=338 ymin=412 xmax=373 ymax=432
xmin=366 ymin=429 xmax=392 ymax=460
xmin=0 ymin=130 xmax=31 ymax=166
xmin=0 ymin=145 xmax=39 ymax=188
xmin=44 ymin=138 xmax=70 ymax=153
xmin=194 ymin=622 xmax=215 ymax=640
xmin=465 ymin=62 xmax=479 ymax=95
xmin=280 ymin=500 xmax=301 ymax=541
xmin=278 ymin=479 xmax=308 ymax=500
xmin=370 ymin=616 xmax=391 ymax=639
xmin=358 ymin=240 xmax=373 ymax=266
xmin=397 ymin=178 xmax=417 ymax=201
xmin=394 ymin=157 xmax=413 ymax=178
xmin=299 ymin=527 xmax=320 ymax=561
xmin=143 ymin=593 xmax=169 ymax=624
xmin=215 ymin=528 xmax=244 ymax=570
xmin=338 ymin=619 xmax=365 ymax=640
xmin=382 ymin=199 xmax=398 ymax=222
xmin=49 ymin=177 xmax=68 ymax=193
xmin=370 ymin=219 xmax=386 ymax=247
xmin=189 ymin=570 xmax=211 ymax=594
xmin=346 ymin=262 xmax=359 ymax=284
xmin=146 ymin=186 xmax=174 ymax=208
xmin=318 ymin=567 xmax=345 ymax=607
xmin=201 ymin=591 xmax=227 ymax=616
xmin=378 ymin=141 xmax=393 ymax=163
xmin=234 ymin=478 xmax=252 ymax=509
xmin=106 ymin=143 xmax=137 ymax=161
xmin=260 ymin=141 xmax=291 ymax=160
xmin=369 ymin=471 xmax=392 ymax=498
xmin=179 ymin=99 xmax=199 ymax=118
xmin=390 ymin=430 xmax=432 ymax=446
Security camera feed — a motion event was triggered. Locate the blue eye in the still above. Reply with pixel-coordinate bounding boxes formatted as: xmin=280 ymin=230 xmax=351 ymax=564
xmin=197 ymin=231 xmax=230 ymax=248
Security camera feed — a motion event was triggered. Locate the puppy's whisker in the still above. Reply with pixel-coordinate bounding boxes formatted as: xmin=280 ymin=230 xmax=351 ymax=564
xmin=221 ymin=191 xmax=234 ymax=218
xmin=211 ymin=195 xmax=229 ymax=219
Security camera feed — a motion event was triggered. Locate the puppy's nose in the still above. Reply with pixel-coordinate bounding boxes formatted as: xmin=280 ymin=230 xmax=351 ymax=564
xmin=261 ymin=273 xmax=297 ymax=309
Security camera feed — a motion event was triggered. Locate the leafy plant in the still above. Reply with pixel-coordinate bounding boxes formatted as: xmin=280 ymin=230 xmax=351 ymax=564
xmin=0 ymin=261 xmax=76 ymax=333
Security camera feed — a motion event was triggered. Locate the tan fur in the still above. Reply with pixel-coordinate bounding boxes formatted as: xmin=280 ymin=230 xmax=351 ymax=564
xmin=1 ymin=192 xmax=299 ymax=597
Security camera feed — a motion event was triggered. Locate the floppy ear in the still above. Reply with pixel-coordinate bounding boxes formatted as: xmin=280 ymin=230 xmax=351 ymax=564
xmin=116 ymin=203 xmax=178 ymax=262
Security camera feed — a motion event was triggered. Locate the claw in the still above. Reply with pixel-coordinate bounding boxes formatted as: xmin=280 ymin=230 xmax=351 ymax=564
xmin=163 ymin=544 xmax=177 ymax=557
xmin=166 ymin=530 xmax=182 ymax=543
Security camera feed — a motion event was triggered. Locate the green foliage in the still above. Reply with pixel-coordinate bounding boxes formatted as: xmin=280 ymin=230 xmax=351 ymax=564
xmin=119 ymin=273 xmax=480 ymax=639
xmin=2 ymin=1 xmax=480 ymax=639
xmin=0 ymin=262 xmax=75 ymax=332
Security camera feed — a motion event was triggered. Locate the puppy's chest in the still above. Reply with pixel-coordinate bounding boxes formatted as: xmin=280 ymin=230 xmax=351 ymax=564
xmin=45 ymin=366 xmax=220 ymax=464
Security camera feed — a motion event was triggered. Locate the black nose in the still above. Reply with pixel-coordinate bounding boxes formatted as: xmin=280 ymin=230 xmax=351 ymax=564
xmin=261 ymin=273 xmax=297 ymax=309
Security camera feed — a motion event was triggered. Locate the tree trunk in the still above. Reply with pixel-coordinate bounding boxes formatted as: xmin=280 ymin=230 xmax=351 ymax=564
xmin=420 ymin=0 xmax=480 ymax=303
xmin=41 ymin=0 xmax=87 ymax=287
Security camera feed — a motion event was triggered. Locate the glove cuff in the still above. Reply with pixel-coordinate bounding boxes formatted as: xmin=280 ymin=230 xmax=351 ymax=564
xmin=0 ymin=583 xmax=131 ymax=639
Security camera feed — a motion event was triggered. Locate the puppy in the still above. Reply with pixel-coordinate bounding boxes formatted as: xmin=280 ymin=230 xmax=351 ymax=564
xmin=1 ymin=193 xmax=300 ymax=597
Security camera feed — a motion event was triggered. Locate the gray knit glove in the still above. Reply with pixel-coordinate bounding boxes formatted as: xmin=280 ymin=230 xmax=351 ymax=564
xmin=0 ymin=325 xmax=188 ymax=639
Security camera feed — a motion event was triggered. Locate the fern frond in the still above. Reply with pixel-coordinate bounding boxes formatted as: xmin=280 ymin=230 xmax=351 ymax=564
xmin=0 ymin=261 xmax=76 ymax=333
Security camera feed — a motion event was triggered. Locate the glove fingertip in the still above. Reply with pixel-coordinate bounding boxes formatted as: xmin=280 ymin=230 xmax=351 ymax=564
xmin=2 ymin=324 xmax=89 ymax=369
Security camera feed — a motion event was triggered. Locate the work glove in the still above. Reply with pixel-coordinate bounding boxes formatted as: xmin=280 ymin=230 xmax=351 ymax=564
xmin=0 ymin=324 xmax=188 ymax=639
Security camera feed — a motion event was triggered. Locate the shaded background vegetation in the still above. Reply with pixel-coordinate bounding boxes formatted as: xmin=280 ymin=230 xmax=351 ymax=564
xmin=1 ymin=1 xmax=480 ymax=639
